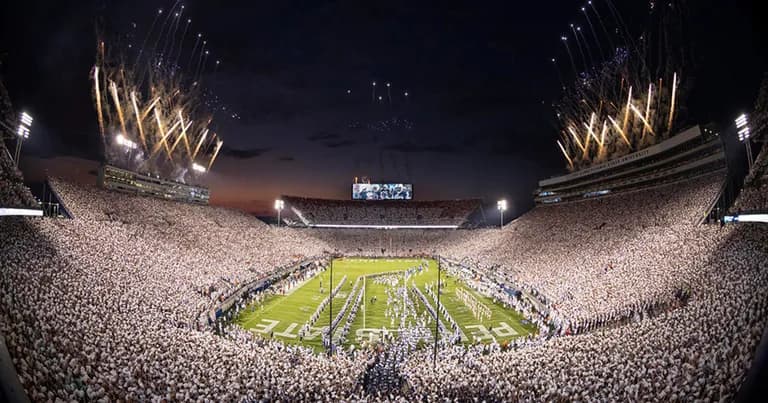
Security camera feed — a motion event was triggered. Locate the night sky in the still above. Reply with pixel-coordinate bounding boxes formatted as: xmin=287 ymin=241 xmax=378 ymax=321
xmin=1 ymin=0 xmax=764 ymax=216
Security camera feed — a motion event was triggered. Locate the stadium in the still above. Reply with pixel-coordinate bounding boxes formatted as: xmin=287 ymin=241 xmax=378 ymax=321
xmin=1 ymin=0 xmax=767 ymax=401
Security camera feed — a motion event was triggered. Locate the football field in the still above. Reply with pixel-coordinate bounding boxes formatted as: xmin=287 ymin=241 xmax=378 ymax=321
xmin=234 ymin=258 xmax=537 ymax=351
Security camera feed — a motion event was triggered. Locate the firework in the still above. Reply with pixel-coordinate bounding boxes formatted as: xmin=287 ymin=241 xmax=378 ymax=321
xmin=91 ymin=3 xmax=225 ymax=184
xmin=552 ymin=0 xmax=692 ymax=171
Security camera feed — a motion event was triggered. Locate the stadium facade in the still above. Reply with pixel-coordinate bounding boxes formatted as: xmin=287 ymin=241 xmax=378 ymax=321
xmin=535 ymin=125 xmax=726 ymax=207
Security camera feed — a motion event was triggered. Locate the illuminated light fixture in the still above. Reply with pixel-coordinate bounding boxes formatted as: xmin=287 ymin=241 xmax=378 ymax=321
xmin=192 ymin=162 xmax=207 ymax=173
xmin=274 ymin=199 xmax=285 ymax=227
xmin=115 ymin=133 xmax=138 ymax=150
xmin=497 ymin=199 xmax=507 ymax=229
xmin=735 ymin=113 xmax=753 ymax=167
xmin=13 ymin=111 xmax=34 ymax=166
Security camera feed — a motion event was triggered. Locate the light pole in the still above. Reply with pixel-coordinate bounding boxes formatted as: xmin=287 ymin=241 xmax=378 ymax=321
xmin=274 ymin=199 xmax=284 ymax=227
xmin=735 ymin=114 xmax=753 ymax=168
xmin=497 ymin=199 xmax=507 ymax=229
xmin=14 ymin=112 xmax=33 ymax=166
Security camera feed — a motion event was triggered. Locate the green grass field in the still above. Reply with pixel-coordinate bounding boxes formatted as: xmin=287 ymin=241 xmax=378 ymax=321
xmin=234 ymin=258 xmax=536 ymax=352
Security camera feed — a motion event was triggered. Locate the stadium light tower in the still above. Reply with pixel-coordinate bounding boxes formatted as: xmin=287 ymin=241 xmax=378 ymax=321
xmin=274 ymin=199 xmax=284 ymax=227
xmin=192 ymin=162 xmax=207 ymax=173
xmin=14 ymin=111 xmax=33 ymax=166
xmin=115 ymin=133 xmax=138 ymax=150
xmin=497 ymin=199 xmax=507 ymax=229
xmin=735 ymin=114 xmax=753 ymax=168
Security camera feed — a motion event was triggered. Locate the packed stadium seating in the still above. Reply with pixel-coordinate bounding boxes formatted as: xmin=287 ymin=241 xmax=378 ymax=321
xmin=1 ymin=173 xmax=766 ymax=401
xmin=282 ymin=196 xmax=480 ymax=227
xmin=0 ymin=143 xmax=36 ymax=208
xmin=733 ymin=142 xmax=768 ymax=212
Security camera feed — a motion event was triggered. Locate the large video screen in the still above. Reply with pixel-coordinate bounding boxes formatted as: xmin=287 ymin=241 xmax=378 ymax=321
xmin=352 ymin=183 xmax=413 ymax=200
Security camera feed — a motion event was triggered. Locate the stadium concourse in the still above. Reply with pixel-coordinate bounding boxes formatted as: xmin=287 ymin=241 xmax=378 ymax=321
xmin=0 ymin=173 xmax=767 ymax=401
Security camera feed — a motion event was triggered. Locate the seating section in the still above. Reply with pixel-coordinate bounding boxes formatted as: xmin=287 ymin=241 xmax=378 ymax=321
xmin=282 ymin=196 xmax=480 ymax=226
xmin=0 ymin=174 xmax=766 ymax=401
xmin=0 ymin=143 xmax=36 ymax=208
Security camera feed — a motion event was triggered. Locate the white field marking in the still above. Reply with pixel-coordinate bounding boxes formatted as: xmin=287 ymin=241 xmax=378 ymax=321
xmin=464 ymin=322 xmax=521 ymax=342
xmin=491 ymin=322 xmax=520 ymax=337
xmin=274 ymin=323 xmax=299 ymax=338
xmin=355 ymin=328 xmax=406 ymax=344
xmin=251 ymin=319 xmax=279 ymax=335
xmin=464 ymin=324 xmax=495 ymax=342
xmin=253 ymin=320 xmax=324 ymax=340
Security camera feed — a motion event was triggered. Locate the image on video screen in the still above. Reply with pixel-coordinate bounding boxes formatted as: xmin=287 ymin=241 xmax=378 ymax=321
xmin=352 ymin=183 xmax=413 ymax=200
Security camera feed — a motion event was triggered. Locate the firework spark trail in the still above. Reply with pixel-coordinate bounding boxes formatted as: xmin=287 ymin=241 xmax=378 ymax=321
xmin=621 ymin=85 xmax=633 ymax=140
xmin=561 ymin=37 xmax=579 ymax=78
xmin=576 ymin=27 xmax=596 ymax=74
xmin=207 ymin=140 xmax=223 ymax=170
xmin=607 ymin=115 xmax=631 ymax=146
xmin=602 ymin=0 xmax=634 ymax=52
xmin=589 ymin=1 xmax=616 ymax=57
xmin=557 ymin=140 xmax=574 ymax=169
xmin=152 ymin=0 xmax=182 ymax=58
xmin=137 ymin=2 xmax=182 ymax=88
xmin=187 ymin=34 xmax=202 ymax=71
xmin=163 ymin=9 xmax=183 ymax=66
xmin=130 ymin=91 xmax=148 ymax=151
xmin=135 ymin=8 xmax=163 ymax=70
xmin=173 ymin=18 xmax=192 ymax=69
xmin=599 ymin=120 xmax=608 ymax=157
xmin=93 ymin=66 xmax=106 ymax=142
xmin=371 ymin=81 xmax=377 ymax=104
xmin=193 ymin=41 xmax=207 ymax=81
xmin=552 ymin=59 xmax=566 ymax=90
xmin=109 ymin=81 xmax=128 ymax=139
xmin=668 ymin=72 xmax=678 ymax=132
xmin=570 ymin=25 xmax=588 ymax=74
xmin=194 ymin=47 xmax=210 ymax=83
xmin=192 ymin=129 xmax=209 ymax=160
xmin=583 ymin=8 xmax=605 ymax=61
xmin=642 ymin=82 xmax=653 ymax=139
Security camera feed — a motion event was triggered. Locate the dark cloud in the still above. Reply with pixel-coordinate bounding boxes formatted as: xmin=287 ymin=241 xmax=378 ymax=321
xmin=277 ymin=156 xmax=295 ymax=162
xmin=307 ymin=131 xmax=341 ymax=142
xmin=324 ymin=140 xmax=357 ymax=148
xmin=384 ymin=142 xmax=459 ymax=154
xmin=220 ymin=145 xmax=271 ymax=159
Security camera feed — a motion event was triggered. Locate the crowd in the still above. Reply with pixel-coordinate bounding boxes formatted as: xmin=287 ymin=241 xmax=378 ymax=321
xmin=0 ymin=173 xmax=766 ymax=400
xmin=282 ymin=196 xmax=480 ymax=227
xmin=0 ymin=143 xmax=37 ymax=208
xmin=733 ymin=142 xmax=768 ymax=212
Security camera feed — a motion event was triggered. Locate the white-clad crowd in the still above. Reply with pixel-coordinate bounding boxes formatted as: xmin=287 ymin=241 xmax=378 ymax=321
xmin=0 ymin=144 xmax=37 ymax=208
xmin=281 ymin=196 xmax=480 ymax=227
xmin=0 ymin=174 xmax=766 ymax=401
